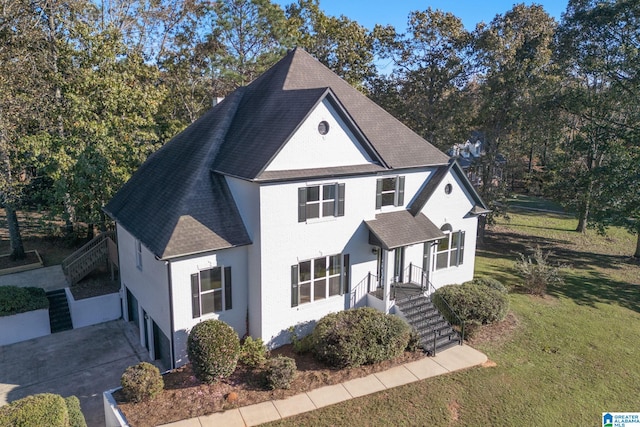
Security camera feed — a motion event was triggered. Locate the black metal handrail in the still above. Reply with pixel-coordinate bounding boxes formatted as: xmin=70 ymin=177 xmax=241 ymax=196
xmin=350 ymin=272 xmax=379 ymax=308
xmin=402 ymin=263 xmax=465 ymax=347
xmin=427 ymin=277 xmax=465 ymax=346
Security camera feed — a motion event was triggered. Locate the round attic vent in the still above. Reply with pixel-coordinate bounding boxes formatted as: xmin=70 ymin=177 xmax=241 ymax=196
xmin=444 ymin=183 xmax=453 ymax=195
xmin=318 ymin=120 xmax=330 ymax=135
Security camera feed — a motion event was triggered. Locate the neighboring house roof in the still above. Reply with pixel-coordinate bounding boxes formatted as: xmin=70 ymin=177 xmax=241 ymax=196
xmin=365 ymin=211 xmax=445 ymax=250
xmin=104 ymin=48 xmax=452 ymax=259
xmin=408 ymin=160 xmax=490 ymax=217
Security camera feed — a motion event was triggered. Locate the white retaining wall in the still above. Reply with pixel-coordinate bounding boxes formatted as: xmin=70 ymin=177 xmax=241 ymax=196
xmin=0 ymin=308 xmax=50 ymax=346
xmin=66 ymin=288 xmax=121 ymax=329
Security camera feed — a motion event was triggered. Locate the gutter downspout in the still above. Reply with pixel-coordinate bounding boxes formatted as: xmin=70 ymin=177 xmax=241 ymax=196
xmin=166 ymin=261 xmax=176 ymax=370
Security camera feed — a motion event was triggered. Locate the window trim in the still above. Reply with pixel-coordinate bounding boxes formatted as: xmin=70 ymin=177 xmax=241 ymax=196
xmin=375 ymin=176 xmax=405 ymax=209
xmin=298 ymin=183 xmax=345 ymax=222
xmin=291 ymin=254 xmax=349 ymax=307
xmin=191 ymin=266 xmax=232 ymax=318
xmin=433 ymin=226 xmax=465 ymax=270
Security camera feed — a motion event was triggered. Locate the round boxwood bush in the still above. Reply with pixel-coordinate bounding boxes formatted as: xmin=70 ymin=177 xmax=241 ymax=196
xmin=240 ymin=336 xmax=268 ymax=368
xmin=0 ymin=393 xmax=68 ymax=426
xmin=121 ymin=362 xmax=164 ymax=403
xmin=265 ymin=356 xmax=297 ymax=389
xmin=311 ymin=307 xmax=411 ymax=368
xmin=187 ymin=319 xmax=240 ymax=383
xmin=469 ymin=277 xmax=508 ymax=294
xmin=64 ymin=396 xmax=87 ymax=427
xmin=433 ymin=281 xmax=509 ymax=327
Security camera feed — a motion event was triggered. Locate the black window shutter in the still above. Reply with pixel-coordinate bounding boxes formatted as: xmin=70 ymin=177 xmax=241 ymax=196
xmin=191 ymin=273 xmax=200 ymax=318
xmin=337 ymin=183 xmax=345 ymax=216
xmin=291 ymin=265 xmax=299 ymax=307
xmin=224 ymin=266 xmax=232 ymax=310
xmin=397 ymin=176 xmax=405 ymax=206
xmin=375 ymin=179 xmax=383 ymax=209
xmin=298 ymin=187 xmax=307 ymax=222
xmin=341 ymin=254 xmax=350 ymax=294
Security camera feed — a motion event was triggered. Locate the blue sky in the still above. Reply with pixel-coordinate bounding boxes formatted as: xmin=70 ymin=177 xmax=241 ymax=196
xmin=274 ymin=0 xmax=568 ymax=31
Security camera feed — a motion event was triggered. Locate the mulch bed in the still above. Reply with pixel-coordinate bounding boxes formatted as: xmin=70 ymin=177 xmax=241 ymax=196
xmin=69 ymin=268 xmax=120 ymax=300
xmin=115 ymin=346 xmax=426 ymax=427
xmin=0 ymin=250 xmax=41 ymax=270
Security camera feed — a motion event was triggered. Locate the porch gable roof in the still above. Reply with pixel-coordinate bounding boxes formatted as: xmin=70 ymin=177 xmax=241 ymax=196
xmin=365 ymin=210 xmax=445 ymax=250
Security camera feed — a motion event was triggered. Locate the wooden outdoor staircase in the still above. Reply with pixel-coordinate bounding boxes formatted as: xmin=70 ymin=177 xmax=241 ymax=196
xmin=61 ymin=231 xmax=118 ymax=285
xmin=396 ymin=294 xmax=462 ymax=356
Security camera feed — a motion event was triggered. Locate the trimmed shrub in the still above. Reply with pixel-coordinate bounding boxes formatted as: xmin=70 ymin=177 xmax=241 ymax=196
xmin=470 ymin=277 xmax=508 ymax=294
xmin=240 ymin=336 xmax=268 ymax=367
xmin=0 ymin=286 xmax=49 ymax=317
xmin=265 ymin=356 xmax=297 ymax=390
xmin=311 ymin=307 xmax=411 ymax=368
xmin=0 ymin=393 xmax=68 ymax=426
xmin=64 ymin=396 xmax=87 ymax=427
xmin=187 ymin=319 xmax=240 ymax=383
xmin=288 ymin=325 xmax=315 ymax=354
xmin=433 ymin=282 xmax=509 ymax=327
xmin=121 ymin=362 xmax=164 ymax=403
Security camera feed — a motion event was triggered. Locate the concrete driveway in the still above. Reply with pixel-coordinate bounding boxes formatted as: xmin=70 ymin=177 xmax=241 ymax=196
xmin=0 ymin=320 xmax=152 ymax=427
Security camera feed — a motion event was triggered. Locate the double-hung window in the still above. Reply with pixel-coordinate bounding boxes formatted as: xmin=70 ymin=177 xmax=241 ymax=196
xmin=375 ymin=176 xmax=405 ymax=209
xmin=298 ymin=183 xmax=345 ymax=222
xmin=291 ymin=254 xmax=349 ymax=307
xmin=191 ymin=266 xmax=232 ymax=318
xmin=434 ymin=225 xmax=465 ymax=270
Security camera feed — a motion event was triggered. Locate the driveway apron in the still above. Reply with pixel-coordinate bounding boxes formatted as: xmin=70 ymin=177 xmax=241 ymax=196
xmin=0 ymin=320 xmax=151 ymax=427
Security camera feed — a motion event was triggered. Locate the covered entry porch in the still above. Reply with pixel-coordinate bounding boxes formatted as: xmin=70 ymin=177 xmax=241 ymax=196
xmin=351 ymin=210 xmax=445 ymax=311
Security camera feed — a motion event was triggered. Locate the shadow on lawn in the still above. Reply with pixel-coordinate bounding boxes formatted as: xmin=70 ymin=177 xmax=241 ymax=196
xmin=480 ymin=229 xmax=640 ymax=314
xmin=549 ymin=272 xmax=640 ymax=314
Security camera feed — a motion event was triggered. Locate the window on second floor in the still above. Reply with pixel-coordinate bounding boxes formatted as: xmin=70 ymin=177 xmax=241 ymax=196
xmin=298 ymin=183 xmax=345 ymax=222
xmin=190 ymin=266 xmax=232 ymax=318
xmin=375 ymin=176 xmax=405 ymax=209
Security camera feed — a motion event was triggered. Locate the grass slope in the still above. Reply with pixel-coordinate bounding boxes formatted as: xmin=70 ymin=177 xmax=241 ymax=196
xmin=266 ymin=208 xmax=640 ymax=426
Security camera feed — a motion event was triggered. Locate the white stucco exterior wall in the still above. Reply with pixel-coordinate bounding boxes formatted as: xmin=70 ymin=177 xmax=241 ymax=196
xmin=264 ymin=99 xmax=375 ymax=171
xmin=420 ymin=170 xmax=479 ymax=287
xmin=226 ymin=177 xmax=262 ymax=340
xmin=169 ymin=246 xmax=249 ymax=367
xmin=256 ymin=168 xmax=437 ymax=347
xmin=117 ymin=224 xmax=171 ymax=354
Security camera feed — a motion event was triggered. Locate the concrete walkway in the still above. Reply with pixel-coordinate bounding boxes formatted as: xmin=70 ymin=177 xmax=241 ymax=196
xmin=0 ymin=265 xmax=68 ymax=291
xmin=160 ymin=345 xmax=487 ymax=427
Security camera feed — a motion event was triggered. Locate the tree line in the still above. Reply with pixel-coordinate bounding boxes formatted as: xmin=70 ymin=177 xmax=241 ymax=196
xmin=1 ymin=0 xmax=638 ymax=258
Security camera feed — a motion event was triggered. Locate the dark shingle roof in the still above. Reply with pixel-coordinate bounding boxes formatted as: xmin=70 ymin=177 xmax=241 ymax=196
xmin=365 ymin=211 xmax=445 ymax=250
xmin=408 ymin=160 xmax=489 ymax=217
xmin=213 ymin=48 xmax=449 ymax=179
xmin=104 ymin=90 xmax=252 ymax=259
xmin=105 ymin=48 xmax=453 ymax=259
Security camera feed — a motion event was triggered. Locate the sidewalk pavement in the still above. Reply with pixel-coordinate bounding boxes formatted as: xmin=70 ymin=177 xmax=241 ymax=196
xmin=160 ymin=344 xmax=488 ymax=427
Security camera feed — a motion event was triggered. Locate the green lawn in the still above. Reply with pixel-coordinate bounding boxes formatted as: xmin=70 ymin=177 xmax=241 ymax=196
xmin=266 ymin=212 xmax=640 ymax=426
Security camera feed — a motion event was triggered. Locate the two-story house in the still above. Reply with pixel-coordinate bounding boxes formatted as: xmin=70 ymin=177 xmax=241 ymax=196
xmin=104 ymin=48 xmax=488 ymax=370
